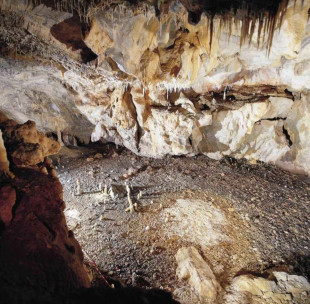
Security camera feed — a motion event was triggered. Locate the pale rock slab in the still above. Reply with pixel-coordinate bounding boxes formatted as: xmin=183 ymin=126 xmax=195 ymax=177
xmin=176 ymin=246 xmax=222 ymax=303
xmin=279 ymin=95 xmax=310 ymax=174
xmin=162 ymin=199 xmax=229 ymax=247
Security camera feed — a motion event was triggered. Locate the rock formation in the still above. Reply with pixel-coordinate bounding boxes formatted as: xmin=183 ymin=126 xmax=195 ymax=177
xmin=2 ymin=2 xmax=309 ymax=302
xmin=0 ymin=115 xmax=179 ymax=303
xmin=0 ymin=0 xmax=310 ymax=174
xmin=175 ymin=247 xmax=310 ymax=304
xmin=0 ymin=116 xmax=90 ymax=302
xmin=176 ymin=247 xmax=222 ymax=303
xmin=225 ymin=271 xmax=310 ymax=304
xmin=0 ymin=119 xmax=61 ymax=165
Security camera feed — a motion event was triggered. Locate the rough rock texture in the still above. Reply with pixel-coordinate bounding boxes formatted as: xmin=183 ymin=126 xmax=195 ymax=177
xmin=0 ymin=0 xmax=310 ymax=174
xmin=224 ymin=271 xmax=310 ymax=304
xmin=0 ymin=167 xmax=92 ymax=301
xmin=0 ymin=117 xmax=179 ymax=303
xmin=175 ymin=248 xmax=310 ymax=304
xmin=0 ymin=114 xmax=89 ymax=300
xmin=175 ymin=247 xmax=222 ymax=303
xmin=0 ymin=118 xmax=61 ymax=165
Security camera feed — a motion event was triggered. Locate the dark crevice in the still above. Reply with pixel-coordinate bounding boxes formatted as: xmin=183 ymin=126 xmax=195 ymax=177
xmin=284 ymin=89 xmax=295 ymax=100
xmin=259 ymin=117 xmax=287 ymax=122
xmin=34 ymin=212 xmax=57 ymax=241
xmin=130 ymin=96 xmax=143 ymax=152
xmin=50 ymin=16 xmax=97 ymax=64
xmin=188 ymin=10 xmax=202 ymax=25
xmin=10 ymin=188 xmax=23 ymax=224
xmin=282 ymin=126 xmax=293 ymax=147
xmin=65 ymin=243 xmax=76 ymax=254
xmin=188 ymin=136 xmax=193 ymax=148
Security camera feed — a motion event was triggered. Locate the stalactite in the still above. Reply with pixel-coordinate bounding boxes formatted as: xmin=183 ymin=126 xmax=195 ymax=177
xmin=24 ymin=0 xmax=293 ymax=55
xmin=203 ymin=0 xmax=291 ymax=54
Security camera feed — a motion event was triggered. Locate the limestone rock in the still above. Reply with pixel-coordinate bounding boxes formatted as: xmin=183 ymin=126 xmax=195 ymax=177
xmin=1 ymin=120 xmax=61 ymax=166
xmin=224 ymin=272 xmax=310 ymax=304
xmin=0 ymin=0 xmax=310 ymax=174
xmin=175 ymin=246 xmax=222 ymax=303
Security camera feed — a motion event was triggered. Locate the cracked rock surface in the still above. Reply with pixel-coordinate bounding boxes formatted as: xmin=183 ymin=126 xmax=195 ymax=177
xmin=0 ymin=0 xmax=310 ymax=174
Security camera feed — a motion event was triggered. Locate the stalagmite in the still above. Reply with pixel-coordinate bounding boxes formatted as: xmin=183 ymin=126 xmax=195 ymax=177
xmin=76 ymin=179 xmax=82 ymax=195
xmin=125 ymin=182 xmax=135 ymax=213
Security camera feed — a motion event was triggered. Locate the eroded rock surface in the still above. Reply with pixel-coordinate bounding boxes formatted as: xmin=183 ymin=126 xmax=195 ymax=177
xmin=0 ymin=0 xmax=310 ymax=173
xmin=225 ymin=271 xmax=310 ymax=304
xmin=0 ymin=118 xmax=61 ymax=165
xmin=0 ymin=117 xmax=180 ymax=303
xmin=0 ymin=128 xmax=91 ymax=301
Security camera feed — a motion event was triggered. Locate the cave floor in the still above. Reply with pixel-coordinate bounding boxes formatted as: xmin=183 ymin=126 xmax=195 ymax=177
xmin=52 ymin=144 xmax=310 ymax=304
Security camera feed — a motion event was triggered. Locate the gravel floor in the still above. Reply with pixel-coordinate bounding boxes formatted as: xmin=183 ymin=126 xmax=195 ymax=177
xmin=51 ymin=144 xmax=310 ymax=303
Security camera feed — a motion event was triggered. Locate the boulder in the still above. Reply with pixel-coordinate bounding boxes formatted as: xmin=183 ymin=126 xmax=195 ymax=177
xmin=175 ymin=246 xmax=222 ymax=303
xmin=224 ymin=271 xmax=310 ymax=304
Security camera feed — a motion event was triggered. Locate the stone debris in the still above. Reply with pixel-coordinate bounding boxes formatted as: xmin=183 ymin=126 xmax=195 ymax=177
xmin=109 ymin=184 xmax=126 ymax=198
xmin=176 ymin=246 xmax=310 ymax=304
xmin=94 ymin=153 xmax=103 ymax=159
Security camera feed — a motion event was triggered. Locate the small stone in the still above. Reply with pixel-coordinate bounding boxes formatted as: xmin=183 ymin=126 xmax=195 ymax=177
xmin=41 ymin=167 xmax=48 ymax=175
xmin=94 ymin=153 xmax=103 ymax=159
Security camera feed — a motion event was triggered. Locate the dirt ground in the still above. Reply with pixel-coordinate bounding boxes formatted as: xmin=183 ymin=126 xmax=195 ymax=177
xmin=51 ymin=144 xmax=310 ymax=304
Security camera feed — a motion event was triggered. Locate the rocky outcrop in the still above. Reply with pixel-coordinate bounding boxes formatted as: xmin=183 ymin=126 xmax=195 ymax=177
xmin=0 ymin=123 xmax=91 ymax=301
xmin=0 ymin=0 xmax=310 ymax=174
xmin=0 ymin=129 xmax=12 ymax=181
xmin=175 ymin=247 xmax=310 ymax=304
xmin=0 ymin=116 xmax=179 ymax=303
xmin=0 ymin=118 xmax=61 ymax=166
xmin=0 ymin=166 xmax=92 ymax=302
xmin=224 ymin=271 xmax=310 ymax=304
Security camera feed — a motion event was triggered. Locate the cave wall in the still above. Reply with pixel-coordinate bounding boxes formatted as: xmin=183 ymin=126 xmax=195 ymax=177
xmin=0 ymin=0 xmax=310 ymax=174
xmin=0 ymin=117 xmax=91 ymax=302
